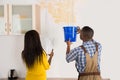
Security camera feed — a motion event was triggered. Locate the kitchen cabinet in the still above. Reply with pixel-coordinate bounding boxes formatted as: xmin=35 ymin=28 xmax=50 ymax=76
xmin=0 ymin=4 xmax=40 ymax=35
xmin=0 ymin=5 xmax=5 ymax=35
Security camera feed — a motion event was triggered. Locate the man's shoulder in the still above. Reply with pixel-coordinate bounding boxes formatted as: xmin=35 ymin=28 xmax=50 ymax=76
xmin=94 ymin=40 xmax=101 ymax=45
xmin=94 ymin=40 xmax=102 ymax=49
xmin=73 ymin=46 xmax=83 ymax=51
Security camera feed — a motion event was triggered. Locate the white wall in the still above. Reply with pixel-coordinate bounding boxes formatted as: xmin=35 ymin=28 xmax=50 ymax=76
xmin=0 ymin=0 xmax=120 ymax=80
xmin=0 ymin=35 xmax=25 ymax=78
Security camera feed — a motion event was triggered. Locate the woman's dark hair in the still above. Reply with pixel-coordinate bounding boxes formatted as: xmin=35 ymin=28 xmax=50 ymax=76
xmin=81 ymin=26 xmax=94 ymax=41
xmin=22 ymin=30 xmax=43 ymax=69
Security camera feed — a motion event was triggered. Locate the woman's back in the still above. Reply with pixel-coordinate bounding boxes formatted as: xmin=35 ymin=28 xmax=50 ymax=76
xmin=26 ymin=51 xmax=50 ymax=80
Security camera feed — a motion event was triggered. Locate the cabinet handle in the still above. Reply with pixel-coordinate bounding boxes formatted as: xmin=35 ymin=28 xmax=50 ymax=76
xmin=8 ymin=23 xmax=11 ymax=32
xmin=5 ymin=23 xmax=7 ymax=32
xmin=5 ymin=23 xmax=11 ymax=32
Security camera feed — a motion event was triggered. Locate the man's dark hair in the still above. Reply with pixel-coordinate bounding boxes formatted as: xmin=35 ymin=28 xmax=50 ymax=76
xmin=81 ymin=26 xmax=94 ymax=41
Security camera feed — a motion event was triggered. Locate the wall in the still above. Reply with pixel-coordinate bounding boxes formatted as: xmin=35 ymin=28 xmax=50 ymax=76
xmin=0 ymin=35 xmax=25 ymax=78
xmin=0 ymin=0 xmax=38 ymax=4
xmin=0 ymin=0 xmax=120 ymax=80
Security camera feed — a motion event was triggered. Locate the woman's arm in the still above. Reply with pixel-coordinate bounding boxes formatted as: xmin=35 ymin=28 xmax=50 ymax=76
xmin=48 ymin=49 xmax=54 ymax=65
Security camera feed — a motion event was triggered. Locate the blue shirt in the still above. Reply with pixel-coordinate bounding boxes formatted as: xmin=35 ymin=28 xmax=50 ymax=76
xmin=66 ymin=40 xmax=102 ymax=73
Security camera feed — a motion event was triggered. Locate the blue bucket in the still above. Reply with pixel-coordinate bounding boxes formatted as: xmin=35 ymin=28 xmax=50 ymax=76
xmin=63 ymin=26 xmax=77 ymax=42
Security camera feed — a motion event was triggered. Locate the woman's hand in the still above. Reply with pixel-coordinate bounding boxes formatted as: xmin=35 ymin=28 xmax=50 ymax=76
xmin=48 ymin=49 xmax=54 ymax=65
xmin=48 ymin=49 xmax=54 ymax=57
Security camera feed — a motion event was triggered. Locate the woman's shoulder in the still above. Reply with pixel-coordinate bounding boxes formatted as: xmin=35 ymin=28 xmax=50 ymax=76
xmin=42 ymin=50 xmax=47 ymax=56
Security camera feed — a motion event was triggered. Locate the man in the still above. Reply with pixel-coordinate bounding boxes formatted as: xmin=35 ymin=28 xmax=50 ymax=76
xmin=65 ymin=26 xmax=102 ymax=80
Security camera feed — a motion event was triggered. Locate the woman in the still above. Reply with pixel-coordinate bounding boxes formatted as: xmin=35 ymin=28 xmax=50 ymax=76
xmin=22 ymin=30 xmax=54 ymax=80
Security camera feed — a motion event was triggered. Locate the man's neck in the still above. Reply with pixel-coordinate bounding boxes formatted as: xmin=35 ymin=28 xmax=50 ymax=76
xmin=83 ymin=39 xmax=93 ymax=42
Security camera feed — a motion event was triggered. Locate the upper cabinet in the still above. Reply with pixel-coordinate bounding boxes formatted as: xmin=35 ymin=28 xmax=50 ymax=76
xmin=0 ymin=5 xmax=5 ymax=35
xmin=0 ymin=4 xmax=40 ymax=35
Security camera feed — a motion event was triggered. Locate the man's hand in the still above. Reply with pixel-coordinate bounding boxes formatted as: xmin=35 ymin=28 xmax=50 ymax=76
xmin=77 ymin=26 xmax=81 ymax=34
xmin=66 ymin=40 xmax=72 ymax=47
xmin=66 ymin=41 xmax=71 ymax=54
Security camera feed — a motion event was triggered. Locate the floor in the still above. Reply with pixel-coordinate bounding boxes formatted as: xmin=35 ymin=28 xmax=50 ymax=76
xmin=0 ymin=78 xmax=110 ymax=80
xmin=48 ymin=78 xmax=110 ymax=80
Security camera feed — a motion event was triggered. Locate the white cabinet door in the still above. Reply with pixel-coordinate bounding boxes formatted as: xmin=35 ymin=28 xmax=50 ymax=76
xmin=10 ymin=5 xmax=33 ymax=35
xmin=0 ymin=5 xmax=6 ymax=35
xmin=0 ymin=4 xmax=40 ymax=35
